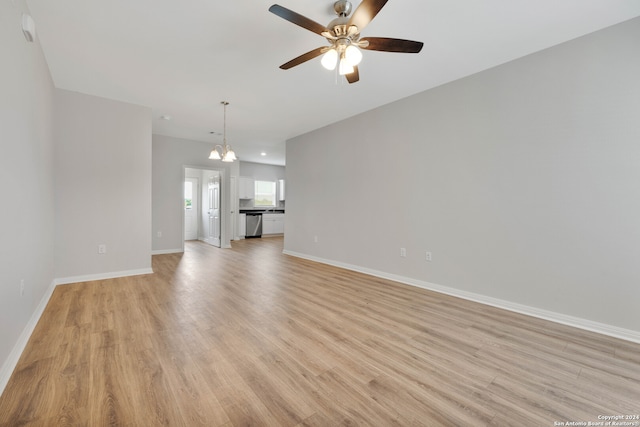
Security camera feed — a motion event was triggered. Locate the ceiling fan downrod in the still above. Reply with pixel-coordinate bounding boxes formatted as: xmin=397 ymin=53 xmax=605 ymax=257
xmin=333 ymin=0 xmax=352 ymax=17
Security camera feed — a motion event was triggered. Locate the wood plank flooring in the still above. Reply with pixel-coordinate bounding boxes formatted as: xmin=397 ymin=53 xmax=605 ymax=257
xmin=1 ymin=237 xmax=639 ymax=426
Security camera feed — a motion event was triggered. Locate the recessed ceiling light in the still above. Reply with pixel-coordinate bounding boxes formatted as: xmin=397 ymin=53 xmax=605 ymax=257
xmin=160 ymin=115 xmax=171 ymax=121
xmin=261 ymin=152 xmax=267 ymax=156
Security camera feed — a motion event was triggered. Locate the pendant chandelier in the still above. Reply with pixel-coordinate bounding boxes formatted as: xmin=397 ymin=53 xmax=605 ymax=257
xmin=209 ymin=101 xmax=237 ymax=162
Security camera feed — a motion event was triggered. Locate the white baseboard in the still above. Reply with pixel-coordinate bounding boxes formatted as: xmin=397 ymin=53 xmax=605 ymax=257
xmin=152 ymin=248 xmax=183 ymax=255
xmin=283 ymin=250 xmax=640 ymax=344
xmin=0 ymin=280 xmax=56 ymax=396
xmin=54 ymin=268 xmax=154 ymax=286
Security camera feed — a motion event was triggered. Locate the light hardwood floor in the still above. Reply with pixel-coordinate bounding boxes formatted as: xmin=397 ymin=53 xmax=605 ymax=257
xmin=1 ymin=237 xmax=639 ymax=426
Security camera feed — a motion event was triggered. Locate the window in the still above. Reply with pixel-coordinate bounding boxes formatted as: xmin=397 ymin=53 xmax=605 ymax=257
xmin=254 ymin=180 xmax=276 ymax=207
xmin=184 ymin=181 xmax=193 ymax=210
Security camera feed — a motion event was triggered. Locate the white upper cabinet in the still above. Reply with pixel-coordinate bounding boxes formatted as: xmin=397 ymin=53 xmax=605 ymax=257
xmin=278 ymin=179 xmax=285 ymax=201
xmin=239 ymin=176 xmax=255 ymax=199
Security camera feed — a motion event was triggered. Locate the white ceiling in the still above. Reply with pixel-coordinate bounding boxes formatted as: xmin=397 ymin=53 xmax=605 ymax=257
xmin=25 ymin=0 xmax=640 ymax=166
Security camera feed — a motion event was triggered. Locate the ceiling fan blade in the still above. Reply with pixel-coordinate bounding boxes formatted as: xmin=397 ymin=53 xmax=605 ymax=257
xmin=345 ymin=66 xmax=359 ymax=84
xmin=347 ymin=0 xmax=388 ymax=33
xmin=280 ymin=47 xmax=326 ymax=70
xmin=269 ymin=4 xmax=328 ymax=35
xmin=360 ymin=37 xmax=424 ymax=53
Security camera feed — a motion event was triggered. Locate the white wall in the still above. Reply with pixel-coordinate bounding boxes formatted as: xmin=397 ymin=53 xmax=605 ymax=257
xmin=240 ymin=161 xmax=286 ymax=182
xmin=54 ymin=89 xmax=152 ymax=280
xmin=152 ymin=134 xmax=240 ymax=252
xmin=285 ymin=18 xmax=640 ymax=337
xmin=0 ymin=0 xmax=55 ymax=389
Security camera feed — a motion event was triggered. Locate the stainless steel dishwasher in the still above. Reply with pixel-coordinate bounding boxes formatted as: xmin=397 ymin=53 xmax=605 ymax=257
xmin=245 ymin=213 xmax=262 ymax=238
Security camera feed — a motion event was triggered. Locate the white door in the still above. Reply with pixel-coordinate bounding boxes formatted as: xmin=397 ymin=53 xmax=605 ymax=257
xmin=204 ymin=175 xmax=221 ymax=247
xmin=184 ymin=178 xmax=198 ymax=240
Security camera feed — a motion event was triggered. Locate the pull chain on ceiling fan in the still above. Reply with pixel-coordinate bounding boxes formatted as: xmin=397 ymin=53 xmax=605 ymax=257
xmin=268 ymin=0 xmax=424 ymax=84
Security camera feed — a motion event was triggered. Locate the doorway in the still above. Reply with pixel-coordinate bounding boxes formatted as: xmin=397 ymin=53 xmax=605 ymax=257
xmin=184 ymin=177 xmax=199 ymax=240
xmin=184 ymin=167 xmax=222 ymax=248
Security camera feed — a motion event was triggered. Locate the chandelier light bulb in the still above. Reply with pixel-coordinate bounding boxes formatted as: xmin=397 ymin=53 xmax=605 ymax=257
xmin=321 ymin=48 xmax=338 ymax=70
xmin=222 ymin=148 xmax=237 ymax=162
xmin=209 ymin=149 xmax=221 ymax=160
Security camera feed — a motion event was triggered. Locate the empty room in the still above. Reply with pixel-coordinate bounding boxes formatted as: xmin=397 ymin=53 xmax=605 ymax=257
xmin=1 ymin=0 xmax=639 ymax=425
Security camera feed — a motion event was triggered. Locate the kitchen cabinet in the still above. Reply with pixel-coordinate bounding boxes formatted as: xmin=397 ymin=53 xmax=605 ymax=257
xmin=278 ymin=179 xmax=285 ymax=201
xmin=262 ymin=213 xmax=285 ymax=235
xmin=238 ymin=176 xmax=254 ymax=199
xmin=238 ymin=213 xmax=246 ymax=238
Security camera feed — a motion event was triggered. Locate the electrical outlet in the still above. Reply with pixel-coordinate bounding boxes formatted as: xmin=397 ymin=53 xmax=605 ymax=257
xmin=314 ymin=235 xmax=318 ymax=243
xmin=425 ymin=251 xmax=432 ymax=261
xmin=157 ymin=231 xmax=162 ymax=238
xmin=400 ymin=248 xmax=406 ymax=257
xmin=20 ymin=279 xmax=24 ymax=296
xmin=98 ymin=244 xmax=107 ymax=254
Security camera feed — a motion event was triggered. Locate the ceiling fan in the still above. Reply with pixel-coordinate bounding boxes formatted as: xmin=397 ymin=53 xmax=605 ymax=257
xmin=269 ymin=0 xmax=424 ymax=84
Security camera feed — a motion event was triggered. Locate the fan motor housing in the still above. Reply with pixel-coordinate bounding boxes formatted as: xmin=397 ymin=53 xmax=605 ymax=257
xmin=328 ymin=17 xmax=350 ymax=36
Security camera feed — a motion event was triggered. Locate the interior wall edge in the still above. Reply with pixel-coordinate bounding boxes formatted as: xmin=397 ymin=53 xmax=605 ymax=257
xmin=282 ymin=249 xmax=640 ymax=345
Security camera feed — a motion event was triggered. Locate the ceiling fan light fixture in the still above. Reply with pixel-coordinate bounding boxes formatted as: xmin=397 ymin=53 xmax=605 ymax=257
xmin=321 ymin=48 xmax=338 ymax=70
xmin=269 ymin=1 xmax=424 ymax=84
xmin=344 ymin=45 xmax=362 ymax=66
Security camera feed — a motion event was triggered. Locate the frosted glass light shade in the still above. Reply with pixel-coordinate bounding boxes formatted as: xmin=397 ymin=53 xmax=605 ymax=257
xmin=209 ymin=149 xmax=221 ymax=160
xmin=222 ymin=149 xmax=236 ymax=162
xmin=321 ymin=48 xmax=338 ymax=70
xmin=344 ymin=45 xmax=362 ymax=66
xmin=338 ymin=58 xmax=354 ymax=75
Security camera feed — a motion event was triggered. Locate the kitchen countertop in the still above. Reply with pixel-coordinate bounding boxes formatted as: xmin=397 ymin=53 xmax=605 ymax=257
xmin=239 ymin=209 xmax=285 ymax=214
